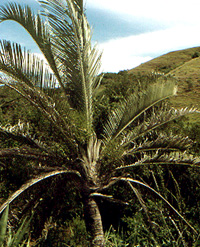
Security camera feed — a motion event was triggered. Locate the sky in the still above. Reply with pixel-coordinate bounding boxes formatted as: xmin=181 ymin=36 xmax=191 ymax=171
xmin=0 ymin=0 xmax=200 ymax=72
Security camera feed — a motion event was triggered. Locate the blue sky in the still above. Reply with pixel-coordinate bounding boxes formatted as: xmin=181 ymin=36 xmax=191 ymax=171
xmin=0 ymin=0 xmax=200 ymax=72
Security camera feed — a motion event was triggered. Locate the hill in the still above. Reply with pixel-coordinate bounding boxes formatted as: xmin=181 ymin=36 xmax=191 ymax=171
xmin=128 ymin=46 xmax=200 ymax=75
xmin=129 ymin=46 xmax=200 ymax=123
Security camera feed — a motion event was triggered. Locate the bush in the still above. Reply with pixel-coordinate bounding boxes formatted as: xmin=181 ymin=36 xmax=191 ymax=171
xmin=38 ymin=216 xmax=89 ymax=247
xmin=192 ymin=51 xmax=200 ymax=59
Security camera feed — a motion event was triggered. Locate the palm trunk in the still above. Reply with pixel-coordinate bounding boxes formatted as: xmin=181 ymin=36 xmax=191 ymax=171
xmin=83 ymin=195 xmax=105 ymax=246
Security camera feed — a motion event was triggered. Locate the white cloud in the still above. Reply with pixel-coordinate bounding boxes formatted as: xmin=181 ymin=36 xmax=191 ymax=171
xmin=86 ymin=0 xmax=200 ymax=72
xmin=99 ymin=23 xmax=200 ymax=72
xmin=87 ymin=0 xmax=200 ymax=25
xmin=1 ymin=0 xmax=199 ymax=73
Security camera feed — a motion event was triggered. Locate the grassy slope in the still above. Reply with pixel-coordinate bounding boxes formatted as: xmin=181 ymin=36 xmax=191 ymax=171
xmin=129 ymin=46 xmax=200 ymax=123
xmin=128 ymin=46 xmax=200 ymax=74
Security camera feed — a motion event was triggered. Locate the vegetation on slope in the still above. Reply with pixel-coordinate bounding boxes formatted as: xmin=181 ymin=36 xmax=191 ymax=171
xmin=129 ymin=46 xmax=200 ymax=123
xmin=0 ymin=1 xmax=200 ymax=245
xmin=129 ymin=46 xmax=200 ymax=75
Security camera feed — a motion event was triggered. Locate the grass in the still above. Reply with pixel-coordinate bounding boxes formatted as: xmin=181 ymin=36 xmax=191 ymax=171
xmin=128 ymin=46 xmax=200 ymax=74
xmin=129 ymin=46 xmax=200 ymax=124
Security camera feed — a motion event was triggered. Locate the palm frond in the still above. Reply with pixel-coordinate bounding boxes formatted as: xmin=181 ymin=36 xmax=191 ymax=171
xmin=114 ymin=177 xmax=198 ymax=234
xmin=0 ymin=40 xmax=57 ymax=90
xmin=123 ymin=132 xmax=194 ymax=156
xmin=40 ymin=0 xmax=102 ymax=133
xmin=0 ymin=120 xmax=59 ymax=155
xmin=116 ymin=151 xmax=200 ymax=170
xmin=0 ymin=169 xmax=82 ymax=215
xmin=103 ymin=76 xmax=177 ymax=142
xmin=0 ymin=120 xmax=47 ymax=150
xmin=91 ymin=192 xmax=128 ymax=205
xmin=81 ymin=134 xmax=102 ymax=185
xmin=121 ymin=104 xmax=199 ymax=146
xmin=0 ymin=2 xmax=64 ymax=90
xmin=128 ymin=183 xmax=152 ymax=225
xmin=0 ymin=146 xmax=60 ymax=162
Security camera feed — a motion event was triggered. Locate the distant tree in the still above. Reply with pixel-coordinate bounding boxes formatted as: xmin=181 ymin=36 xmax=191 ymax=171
xmin=192 ymin=51 xmax=200 ymax=59
xmin=0 ymin=1 xmax=199 ymax=246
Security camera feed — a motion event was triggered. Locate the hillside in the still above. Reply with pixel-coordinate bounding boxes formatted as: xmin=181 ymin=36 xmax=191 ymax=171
xmin=129 ymin=46 xmax=200 ymax=123
xmin=129 ymin=46 xmax=200 ymax=74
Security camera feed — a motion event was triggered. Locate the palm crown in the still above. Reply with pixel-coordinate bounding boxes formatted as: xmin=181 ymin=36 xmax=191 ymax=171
xmin=0 ymin=0 xmax=199 ymax=246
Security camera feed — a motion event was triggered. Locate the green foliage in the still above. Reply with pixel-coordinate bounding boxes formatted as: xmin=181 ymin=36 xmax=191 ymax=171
xmin=0 ymin=205 xmax=9 ymax=246
xmin=37 ymin=216 xmax=89 ymax=247
xmin=0 ymin=205 xmax=33 ymax=247
xmin=105 ymin=226 xmax=128 ymax=247
xmin=192 ymin=51 xmax=200 ymax=59
xmin=0 ymin=0 xmax=199 ymax=246
xmin=159 ymin=65 xmax=172 ymax=73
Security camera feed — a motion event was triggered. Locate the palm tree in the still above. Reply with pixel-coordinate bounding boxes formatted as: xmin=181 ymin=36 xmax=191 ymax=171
xmin=0 ymin=0 xmax=199 ymax=246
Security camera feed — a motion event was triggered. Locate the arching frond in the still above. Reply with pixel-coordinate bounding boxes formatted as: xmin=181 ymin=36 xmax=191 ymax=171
xmin=0 ymin=169 xmax=82 ymax=214
xmin=0 ymin=40 xmax=57 ymax=90
xmin=0 ymin=0 xmax=103 ymax=135
xmin=128 ymin=183 xmax=152 ymax=225
xmin=116 ymin=151 xmax=200 ymax=170
xmin=0 ymin=40 xmax=77 ymax=149
xmin=0 ymin=146 xmax=59 ymax=162
xmin=121 ymin=105 xmax=198 ymax=146
xmin=108 ymin=177 xmax=197 ymax=234
xmin=123 ymin=132 xmax=194 ymax=156
xmin=0 ymin=121 xmax=46 ymax=150
xmin=0 ymin=2 xmax=64 ymax=90
xmin=91 ymin=192 xmax=128 ymax=205
xmin=103 ymin=77 xmax=177 ymax=142
xmin=123 ymin=177 xmax=198 ymax=234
